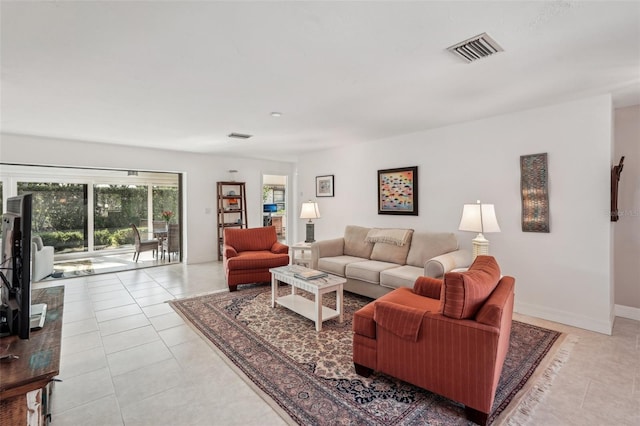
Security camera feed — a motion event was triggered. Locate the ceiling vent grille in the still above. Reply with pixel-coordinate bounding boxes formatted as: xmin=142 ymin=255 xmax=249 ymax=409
xmin=447 ymin=32 xmax=503 ymax=63
xmin=228 ymin=132 xmax=253 ymax=139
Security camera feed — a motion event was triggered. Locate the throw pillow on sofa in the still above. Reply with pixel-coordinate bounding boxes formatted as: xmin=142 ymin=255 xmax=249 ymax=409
xmin=370 ymin=229 xmax=414 ymax=264
xmin=343 ymin=225 xmax=375 ymax=258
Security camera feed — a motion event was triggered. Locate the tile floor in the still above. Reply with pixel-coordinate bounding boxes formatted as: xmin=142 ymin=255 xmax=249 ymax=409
xmin=46 ymin=250 xmax=179 ymax=282
xmin=33 ymin=262 xmax=639 ymax=425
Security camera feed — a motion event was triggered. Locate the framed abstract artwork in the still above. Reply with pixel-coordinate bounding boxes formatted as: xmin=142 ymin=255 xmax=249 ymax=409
xmin=316 ymin=175 xmax=334 ymax=197
xmin=520 ymin=153 xmax=550 ymax=232
xmin=378 ymin=166 xmax=418 ymax=215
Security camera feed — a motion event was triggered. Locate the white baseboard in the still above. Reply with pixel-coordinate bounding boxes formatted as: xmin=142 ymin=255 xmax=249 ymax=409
xmin=514 ymin=301 xmax=613 ymax=335
xmin=615 ymin=304 xmax=640 ymax=321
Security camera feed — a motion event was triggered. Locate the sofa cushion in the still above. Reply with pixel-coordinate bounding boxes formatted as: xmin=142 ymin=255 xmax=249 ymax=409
xmin=346 ymin=260 xmax=398 ymax=284
xmin=380 ymin=265 xmax=424 ymax=290
xmin=405 ymin=232 xmax=458 ymax=268
xmin=442 ymin=255 xmax=501 ymax=320
xmin=343 ymin=225 xmax=374 ymax=258
xmin=370 ymin=230 xmax=413 ymax=264
xmin=317 ymin=256 xmax=366 ymax=277
xmin=226 ymin=251 xmax=290 ymax=270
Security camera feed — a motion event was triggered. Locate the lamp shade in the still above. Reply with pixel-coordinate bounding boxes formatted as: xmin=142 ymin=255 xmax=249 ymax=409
xmin=458 ymin=202 xmax=500 ymax=233
xmin=300 ymin=201 xmax=321 ymax=220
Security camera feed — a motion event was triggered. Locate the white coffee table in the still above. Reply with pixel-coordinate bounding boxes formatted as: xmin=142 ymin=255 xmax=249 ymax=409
xmin=269 ymin=265 xmax=345 ymax=331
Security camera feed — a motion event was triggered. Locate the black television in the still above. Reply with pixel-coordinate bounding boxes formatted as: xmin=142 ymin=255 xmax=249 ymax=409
xmin=0 ymin=193 xmax=32 ymax=339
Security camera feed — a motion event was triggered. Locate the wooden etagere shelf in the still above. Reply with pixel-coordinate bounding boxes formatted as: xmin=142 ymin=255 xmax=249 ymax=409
xmin=217 ymin=181 xmax=247 ymax=260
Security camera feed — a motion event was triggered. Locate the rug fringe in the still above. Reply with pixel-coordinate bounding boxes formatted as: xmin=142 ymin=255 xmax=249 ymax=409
xmin=503 ymin=334 xmax=579 ymax=425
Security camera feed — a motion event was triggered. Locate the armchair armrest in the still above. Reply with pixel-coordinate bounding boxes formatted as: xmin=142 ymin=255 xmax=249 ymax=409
xmin=475 ymin=276 xmax=515 ymax=328
xmin=424 ymin=249 xmax=471 ymax=278
xmin=271 ymin=241 xmax=289 ymax=254
xmin=413 ymin=276 xmax=443 ymax=299
xmin=373 ymin=300 xmax=427 ymax=342
xmin=310 ymin=238 xmax=344 ymax=269
xmin=223 ymin=244 xmax=238 ymax=259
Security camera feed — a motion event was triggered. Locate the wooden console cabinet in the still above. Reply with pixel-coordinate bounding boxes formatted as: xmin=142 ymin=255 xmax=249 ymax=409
xmin=0 ymin=286 xmax=64 ymax=425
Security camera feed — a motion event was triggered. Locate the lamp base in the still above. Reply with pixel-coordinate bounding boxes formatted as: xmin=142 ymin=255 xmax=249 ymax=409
xmin=305 ymin=222 xmax=315 ymax=243
xmin=471 ymin=233 xmax=490 ymax=260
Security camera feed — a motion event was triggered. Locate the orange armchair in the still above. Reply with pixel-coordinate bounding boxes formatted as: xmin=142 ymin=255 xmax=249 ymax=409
xmin=352 ymin=256 xmax=515 ymax=425
xmin=223 ymin=226 xmax=289 ymax=292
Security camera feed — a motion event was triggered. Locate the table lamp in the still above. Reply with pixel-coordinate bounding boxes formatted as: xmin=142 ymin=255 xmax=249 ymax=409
xmin=458 ymin=200 xmax=500 ymax=260
xmin=300 ymin=201 xmax=321 ymax=243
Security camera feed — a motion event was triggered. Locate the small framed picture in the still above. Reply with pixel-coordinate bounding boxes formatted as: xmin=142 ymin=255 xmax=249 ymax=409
xmin=316 ymin=175 xmax=334 ymax=197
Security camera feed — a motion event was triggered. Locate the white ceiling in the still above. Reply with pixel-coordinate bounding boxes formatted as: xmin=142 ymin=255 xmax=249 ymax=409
xmin=1 ymin=1 xmax=639 ymax=162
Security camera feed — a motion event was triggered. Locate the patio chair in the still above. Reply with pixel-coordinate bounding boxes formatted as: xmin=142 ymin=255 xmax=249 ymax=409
xmin=163 ymin=223 xmax=180 ymax=261
xmin=153 ymin=220 xmax=168 ymax=235
xmin=130 ymin=223 xmax=158 ymax=262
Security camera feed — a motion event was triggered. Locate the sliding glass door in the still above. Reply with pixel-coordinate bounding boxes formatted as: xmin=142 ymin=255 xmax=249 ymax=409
xmin=94 ymin=184 xmax=149 ymax=251
xmin=2 ymin=164 xmax=181 ymax=258
xmin=18 ymin=182 xmax=88 ymax=253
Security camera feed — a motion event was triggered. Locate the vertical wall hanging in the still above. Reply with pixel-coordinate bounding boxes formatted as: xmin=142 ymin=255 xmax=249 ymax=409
xmin=520 ymin=153 xmax=550 ymax=232
xmin=611 ymin=156 xmax=625 ymax=222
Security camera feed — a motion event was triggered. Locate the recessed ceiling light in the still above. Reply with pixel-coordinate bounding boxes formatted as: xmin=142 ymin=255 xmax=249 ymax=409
xmin=271 ymin=112 xmax=282 ymax=117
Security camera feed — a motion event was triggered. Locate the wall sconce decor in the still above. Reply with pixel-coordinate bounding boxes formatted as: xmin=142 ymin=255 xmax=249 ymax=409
xmin=611 ymin=156 xmax=624 ymax=222
xmin=520 ymin=153 xmax=550 ymax=233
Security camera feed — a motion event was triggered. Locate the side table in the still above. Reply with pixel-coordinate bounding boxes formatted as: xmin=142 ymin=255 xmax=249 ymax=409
xmin=290 ymin=242 xmax=312 ymax=267
xmin=1 ymin=286 xmax=64 ymax=426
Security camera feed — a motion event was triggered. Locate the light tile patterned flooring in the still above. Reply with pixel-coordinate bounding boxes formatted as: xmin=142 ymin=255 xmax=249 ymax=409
xmin=33 ymin=261 xmax=639 ymax=425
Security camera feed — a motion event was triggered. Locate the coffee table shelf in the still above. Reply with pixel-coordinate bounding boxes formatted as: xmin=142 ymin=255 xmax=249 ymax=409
xmin=275 ymin=294 xmax=341 ymax=324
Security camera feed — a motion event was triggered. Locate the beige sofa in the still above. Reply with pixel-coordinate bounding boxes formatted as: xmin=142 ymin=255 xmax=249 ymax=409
xmin=310 ymin=225 xmax=470 ymax=299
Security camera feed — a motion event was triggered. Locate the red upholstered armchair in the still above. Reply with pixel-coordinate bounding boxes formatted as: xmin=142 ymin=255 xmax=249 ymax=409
xmin=223 ymin=226 xmax=289 ymax=292
xmin=352 ymin=256 xmax=515 ymax=425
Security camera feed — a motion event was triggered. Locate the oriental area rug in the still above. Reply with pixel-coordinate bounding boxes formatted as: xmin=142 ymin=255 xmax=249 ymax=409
xmin=170 ymin=285 xmax=574 ymax=425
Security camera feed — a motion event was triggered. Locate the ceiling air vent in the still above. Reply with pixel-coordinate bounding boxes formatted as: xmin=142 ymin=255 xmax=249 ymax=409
xmin=228 ymin=132 xmax=253 ymax=139
xmin=447 ymin=32 xmax=503 ymax=63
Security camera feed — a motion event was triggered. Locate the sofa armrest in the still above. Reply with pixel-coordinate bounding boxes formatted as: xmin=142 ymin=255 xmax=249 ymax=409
xmin=413 ymin=276 xmax=443 ymax=300
xmin=310 ymin=238 xmax=344 ymax=269
xmin=424 ymin=249 xmax=471 ymax=278
xmin=271 ymin=241 xmax=289 ymax=254
xmin=223 ymin=244 xmax=238 ymax=259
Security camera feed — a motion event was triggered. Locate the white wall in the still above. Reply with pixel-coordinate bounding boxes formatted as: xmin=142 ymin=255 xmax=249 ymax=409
xmin=296 ymin=95 xmax=614 ymax=334
xmin=613 ymin=105 xmax=640 ymax=320
xmin=0 ymin=134 xmax=296 ymax=264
